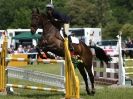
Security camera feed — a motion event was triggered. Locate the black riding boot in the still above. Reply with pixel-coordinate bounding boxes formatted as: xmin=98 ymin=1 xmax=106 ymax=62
xmin=62 ymin=29 xmax=67 ymax=38
xmin=68 ymin=35 xmax=74 ymax=51
xmin=70 ymin=44 xmax=74 ymax=51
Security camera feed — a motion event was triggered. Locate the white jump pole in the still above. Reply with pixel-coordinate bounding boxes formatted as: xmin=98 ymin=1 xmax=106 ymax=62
xmin=51 ymin=0 xmax=53 ymax=4
xmin=117 ymin=32 xmax=125 ymax=85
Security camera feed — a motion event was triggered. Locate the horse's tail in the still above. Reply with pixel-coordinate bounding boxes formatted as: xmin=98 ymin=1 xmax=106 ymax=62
xmin=91 ymin=46 xmax=112 ymax=65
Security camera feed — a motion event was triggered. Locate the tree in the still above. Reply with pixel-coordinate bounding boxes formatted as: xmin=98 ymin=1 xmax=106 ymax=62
xmin=120 ymin=23 xmax=133 ymax=39
xmin=103 ymin=22 xmax=122 ymax=39
xmin=95 ymin=0 xmax=114 ymax=27
xmin=64 ymin=0 xmax=98 ymax=27
xmin=0 ymin=0 xmax=133 ymax=39
xmin=0 ymin=0 xmax=48 ymax=29
xmin=128 ymin=10 xmax=133 ymax=24
xmin=109 ymin=0 xmax=133 ymax=24
xmin=9 ymin=8 xmax=31 ymax=28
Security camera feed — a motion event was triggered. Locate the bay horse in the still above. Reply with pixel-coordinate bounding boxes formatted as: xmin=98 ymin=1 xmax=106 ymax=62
xmin=31 ymin=8 xmax=111 ymax=95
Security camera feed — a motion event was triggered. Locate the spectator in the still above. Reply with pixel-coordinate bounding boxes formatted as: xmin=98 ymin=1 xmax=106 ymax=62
xmin=126 ymin=40 xmax=133 ymax=58
xmin=23 ymin=46 xmax=28 ymax=53
xmin=27 ymin=45 xmax=31 ymax=53
xmin=17 ymin=45 xmax=23 ymax=53
xmin=28 ymin=45 xmax=37 ymax=64
xmin=7 ymin=48 xmax=11 ymax=54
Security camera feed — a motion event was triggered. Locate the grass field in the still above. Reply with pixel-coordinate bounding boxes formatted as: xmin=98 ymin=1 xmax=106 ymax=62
xmin=0 ymin=61 xmax=133 ymax=99
xmin=125 ymin=59 xmax=133 ymax=79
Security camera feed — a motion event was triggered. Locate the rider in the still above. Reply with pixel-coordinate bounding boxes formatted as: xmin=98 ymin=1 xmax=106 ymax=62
xmin=46 ymin=3 xmax=71 ymax=37
xmin=46 ymin=3 xmax=74 ymax=51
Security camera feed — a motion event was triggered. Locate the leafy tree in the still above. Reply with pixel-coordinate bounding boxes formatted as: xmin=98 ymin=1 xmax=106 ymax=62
xmin=95 ymin=0 xmax=114 ymax=27
xmin=0 ymin=0 xmax=49 ymax=29
xmin=9 ymin=8 xmax=31 ymax=28
xmin=112 ymin=7 xmax=129 ymax=24
xmin=120 ymin=23 xmax=133 ymax=39
xmin=109 ymin=0 xmax=133 ymax=24
xmin=128 ymin=10 xmax=133 ymax=24
xmin=65 ymin=0 xmax=97 ymax=27
xmin=0 ymin=0 xmax=133 ymax=39
xmin=103 ymin=22 xmax=122 ymax=39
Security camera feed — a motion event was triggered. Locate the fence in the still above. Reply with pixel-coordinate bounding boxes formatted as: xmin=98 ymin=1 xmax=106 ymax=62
xmin=0 ymin=35 xmax=80 ymax=99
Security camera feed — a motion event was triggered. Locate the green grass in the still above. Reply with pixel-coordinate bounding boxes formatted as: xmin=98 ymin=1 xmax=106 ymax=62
xmin=125 ymin=60 xmax=133 ymax=79
xmin=23 ymin=63 xmax=62 ymax=75
xmin=1 ymin=61 xmax=133 ymax=99
xmin=1 ymin=87 xmax=133 ymax=99
xmin=125 ymin=59 xmax=133 ymax=65
xmin=21 ymin=63 xmax=83 ymax=81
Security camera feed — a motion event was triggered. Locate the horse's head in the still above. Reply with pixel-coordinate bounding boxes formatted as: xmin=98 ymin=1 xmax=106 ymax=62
xmin=31 ymin=8 xmax=42 ymax=35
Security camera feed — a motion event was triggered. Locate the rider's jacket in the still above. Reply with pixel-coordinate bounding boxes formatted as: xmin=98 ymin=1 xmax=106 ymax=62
xmin=47 ymin=10 xmax=71 ymax=23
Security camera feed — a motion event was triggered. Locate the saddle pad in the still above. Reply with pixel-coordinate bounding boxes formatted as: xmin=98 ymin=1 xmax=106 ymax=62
xmin=59 ymin=29 xmax=79 ymax=44
xmin=60 ymin=29 xmax=71 ymax=39
xmin=71 ymin=36 xmax=79 ymax=44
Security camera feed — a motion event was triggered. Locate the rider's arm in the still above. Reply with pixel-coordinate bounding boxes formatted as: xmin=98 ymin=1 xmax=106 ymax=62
xmin=52 ymin=11 xmax=71 ymax=23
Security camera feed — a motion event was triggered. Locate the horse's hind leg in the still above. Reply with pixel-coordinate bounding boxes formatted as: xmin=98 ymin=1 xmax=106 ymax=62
xmin=85 ymin=65 xmax=95 ymax=95
xmin=77 ymin=63 xmax=91 ymax=95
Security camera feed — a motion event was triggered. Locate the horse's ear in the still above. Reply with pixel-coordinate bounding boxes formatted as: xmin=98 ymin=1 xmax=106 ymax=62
xmin=36 ymin=8 xmax=40 ymax=14
xmin=32 ymin=8 xmax=39 ymax=14
xmin=32 ymin=8 xmax=36 ymax=14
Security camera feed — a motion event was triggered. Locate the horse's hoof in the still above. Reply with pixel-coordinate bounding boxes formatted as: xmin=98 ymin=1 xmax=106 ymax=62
xmin=91 ymin=89 xmax=96 ymax=95
xmin=91 ymin=91 xmax=95 ymax=95
xmin=86 ymin=88 xmax=91 ymax=95
xmin=86 ymin=90 xmax=91 ymax=95
xmin=87 ymin=92 xmax=91 ymax=95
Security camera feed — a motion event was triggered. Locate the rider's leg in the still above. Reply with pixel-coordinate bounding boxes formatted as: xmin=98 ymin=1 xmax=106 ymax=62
xmin=68 ymin=35 xmax=74 ymax=51
xmin=63 ymin=23 xmax=70 ymax=37
xmin=63 ymin=23 xmax=74 ymax=51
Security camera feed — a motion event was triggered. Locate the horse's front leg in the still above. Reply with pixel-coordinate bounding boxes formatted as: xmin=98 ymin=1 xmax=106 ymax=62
xmin=36 ymin=46 xmax=47 ymax=59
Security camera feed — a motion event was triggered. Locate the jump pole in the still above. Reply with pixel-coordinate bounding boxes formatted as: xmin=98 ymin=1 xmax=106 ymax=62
xmin=0 ymin=30 xmax=80 ymax=98
xmin=6 ymin=58 xmax=65 ymax=76
xmin=0 ymin=35 xmax=8 ymax=94
xmin=117 ymin=32 xmax=125 ymax=85
xmin=0 ymin=35 xmax=65 ymax=94
xmin=6 ymin=84 xmax=65 ymax=92
xmin=64 ymin=24 xmax=80 ymax=99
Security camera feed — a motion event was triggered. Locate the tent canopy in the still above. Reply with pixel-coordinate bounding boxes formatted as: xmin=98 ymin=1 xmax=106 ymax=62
xmin=12 ymin=32 xmax=41 ymax=40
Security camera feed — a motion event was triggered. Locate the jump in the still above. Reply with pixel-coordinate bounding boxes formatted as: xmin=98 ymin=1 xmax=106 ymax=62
xmin=31 ymin=8 xmax=111 ymax=95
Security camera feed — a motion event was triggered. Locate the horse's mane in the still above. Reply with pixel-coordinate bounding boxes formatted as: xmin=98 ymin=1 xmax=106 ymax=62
xmin=38 ymin=12 xmax=49 ymax=23
xmin=41 ymin=12 xmax=48 ymax=18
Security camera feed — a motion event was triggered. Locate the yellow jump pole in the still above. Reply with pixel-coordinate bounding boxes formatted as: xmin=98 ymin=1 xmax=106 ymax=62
xmin=64 ymin=23 xmax=80 ymax=99
xmin=0 ymin=35 xmax=8 ymax=94
xmin=64 ymin=38 xmax=80 ymax=99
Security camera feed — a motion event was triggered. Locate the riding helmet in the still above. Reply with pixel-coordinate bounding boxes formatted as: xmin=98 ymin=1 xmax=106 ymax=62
xmin=46 ymin=4 xmax=54 ymax=9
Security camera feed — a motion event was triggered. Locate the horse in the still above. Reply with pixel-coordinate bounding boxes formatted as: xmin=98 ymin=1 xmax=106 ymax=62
xmin=30 ymin=8 xmax=111 ymax=95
